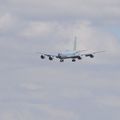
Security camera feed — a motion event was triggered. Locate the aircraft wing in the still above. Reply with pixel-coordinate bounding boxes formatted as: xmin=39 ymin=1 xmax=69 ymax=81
xmin=74 ymin=50 xmax=87 ymax=54
xmin=81 ymin=51 xmax=104 ymax=58
xmin=37 ymin=52 xmax=57 ymax=57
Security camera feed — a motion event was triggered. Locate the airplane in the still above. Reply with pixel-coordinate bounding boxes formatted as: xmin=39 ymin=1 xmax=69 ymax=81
xmin=38 ymin=37 xmax=104 ymax=62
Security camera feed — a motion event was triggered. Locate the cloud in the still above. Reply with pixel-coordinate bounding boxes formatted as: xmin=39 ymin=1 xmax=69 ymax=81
xmin=0 ymin=13 xmax=15 ymax=32
xmin=96 ymin=96 xmax=120 ymax=107
xmin=21 ymin=21 xmax=58 ymax=38
xmin=73 ymin=21 xmax=120 ymax=53
xmin=3 ymin=0 xmax=120 ymax=23
xmin=0 ymin=103 xmax=78 ymax=120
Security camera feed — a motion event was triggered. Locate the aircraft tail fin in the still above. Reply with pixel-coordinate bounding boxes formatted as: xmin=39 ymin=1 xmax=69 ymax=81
xmin=73 ymin=36 xmax=77 ymax=51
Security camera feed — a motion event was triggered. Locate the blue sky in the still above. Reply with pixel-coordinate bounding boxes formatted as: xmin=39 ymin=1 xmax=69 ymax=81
xmin=0 ymin=0 xmax=120 ymax=120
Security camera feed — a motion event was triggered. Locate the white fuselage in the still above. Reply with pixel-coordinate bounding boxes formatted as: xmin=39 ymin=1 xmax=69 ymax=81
xmin=58 ymin=50 xmax=80 ymax=59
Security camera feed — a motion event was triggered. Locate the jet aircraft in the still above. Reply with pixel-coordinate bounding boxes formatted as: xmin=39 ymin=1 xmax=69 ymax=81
xmin=38 ymin=38 xmax=104 ymax=62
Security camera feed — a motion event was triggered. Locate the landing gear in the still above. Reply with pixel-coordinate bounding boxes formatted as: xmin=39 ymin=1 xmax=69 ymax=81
xmin=72 ymin=59 xmax=76 ymax=62
xmin=49 ymin=57 xmax=53 ymax=61
xmin=60 ymin=59 xmax=64 ymax=62
xmin=78 ymin=56 xmax=82 ymax=60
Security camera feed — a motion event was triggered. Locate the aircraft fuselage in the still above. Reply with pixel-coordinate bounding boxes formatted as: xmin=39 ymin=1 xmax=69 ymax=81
xmin=56 ymin=51 xmax=81 ymax=59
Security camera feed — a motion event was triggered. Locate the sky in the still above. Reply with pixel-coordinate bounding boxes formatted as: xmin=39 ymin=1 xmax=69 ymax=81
xmin=0 ymin=0 xmax=120 ymax=120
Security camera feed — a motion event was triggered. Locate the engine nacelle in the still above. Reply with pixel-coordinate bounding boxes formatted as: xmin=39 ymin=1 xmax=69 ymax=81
xmin=49 ymin=56 xmax=53 ymax=60
xmin=85 ymin=54 xmax=94 ymax=58
xmin=41 ymin=55 xmax=45 ymax=59
xmin=78 ymin=56 xmax=82 ymax=60
xmin=89 ymin=54 xmax=94 ymax=58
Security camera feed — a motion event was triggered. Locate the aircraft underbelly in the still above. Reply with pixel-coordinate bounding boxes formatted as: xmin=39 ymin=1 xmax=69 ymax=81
xmin=62 ymin=55 xmax=79 ymax=59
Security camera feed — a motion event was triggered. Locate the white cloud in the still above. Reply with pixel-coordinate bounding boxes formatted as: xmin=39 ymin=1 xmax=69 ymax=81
xmin=73 ymin=22 xmax=120 ymax=53
xmin=0 ymin=103 xmax=78 ymax=120
xmin=22 ymin=22 xmax=54 ymax=37
xmin=0 ymin=13 xmax=15 ymax=32
xmin=37 ymin=104 xmax=78 ymax=120
xmin=4 ymin=0 xmax=120 ymax=23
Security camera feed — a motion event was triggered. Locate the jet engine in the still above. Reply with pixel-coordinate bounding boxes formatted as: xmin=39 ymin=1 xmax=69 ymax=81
xmin=89 ymin=54 xmax=94 ymax=58
xmin=41 ymin=55 xmax=45 ymax=59
xmin=49 ymin=56 xmax=53 ymax=60
xmin=78 ymin=56 xmax=82 ymax=60
xmin=85 ymin=54 xmax=94 ymax=58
